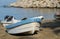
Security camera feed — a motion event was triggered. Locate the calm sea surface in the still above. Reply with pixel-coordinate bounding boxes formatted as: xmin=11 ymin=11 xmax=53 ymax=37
xmin=0 ymin=0 xmax=60 ymax=20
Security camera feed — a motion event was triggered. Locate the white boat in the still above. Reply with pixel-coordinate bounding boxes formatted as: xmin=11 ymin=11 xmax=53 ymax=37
xmin=1 ymin=15 xmax=44 ymax=34
xmin=54 ymin=13 xmax=60 ymax=21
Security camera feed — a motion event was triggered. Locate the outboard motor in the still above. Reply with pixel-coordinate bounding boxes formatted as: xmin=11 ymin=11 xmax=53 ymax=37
xmin=1 ymin=15 xmax=21 ymax=27
xmin=4 ymin=15 xmax=13 ymax=22
xmin=1 ymin=15 xmax=14 ymax=27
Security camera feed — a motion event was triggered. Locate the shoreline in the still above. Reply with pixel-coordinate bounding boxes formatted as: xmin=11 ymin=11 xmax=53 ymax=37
xmin=3 ymin=5 xmax=60 ymax=9
xmin=0 ymin=19 xmax=60 ymax=39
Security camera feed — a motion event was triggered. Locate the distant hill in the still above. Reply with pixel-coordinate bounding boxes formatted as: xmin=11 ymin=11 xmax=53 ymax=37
xmin=10 ymin=0 xmax=60 ymax=8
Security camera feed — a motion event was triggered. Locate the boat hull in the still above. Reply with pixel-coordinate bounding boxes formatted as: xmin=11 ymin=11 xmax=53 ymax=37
xmin=7 ymin=22 xmax=40 ymax=34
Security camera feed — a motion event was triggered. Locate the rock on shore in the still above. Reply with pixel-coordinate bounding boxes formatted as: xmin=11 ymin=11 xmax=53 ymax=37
xmin=10 ymin=0 xmax=60 ymax=8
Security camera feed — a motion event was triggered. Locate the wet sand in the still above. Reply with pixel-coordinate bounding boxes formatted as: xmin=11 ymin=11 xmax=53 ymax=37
xmin=0 ymin=20 xmax=60 ymax=39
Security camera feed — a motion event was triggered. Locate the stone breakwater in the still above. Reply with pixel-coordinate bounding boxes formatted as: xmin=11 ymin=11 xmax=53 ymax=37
xmin=10 ymin=0 xmax=60 ymax=8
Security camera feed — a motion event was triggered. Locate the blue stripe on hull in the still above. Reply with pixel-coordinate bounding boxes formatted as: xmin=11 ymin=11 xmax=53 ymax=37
xmin=6 ymin=18 xmax=41 ymax=29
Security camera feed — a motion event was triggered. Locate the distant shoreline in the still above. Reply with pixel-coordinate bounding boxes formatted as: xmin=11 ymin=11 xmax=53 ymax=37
xmin=9 ymin=0 xmax=60 ymax=8
xmin=5 ymin=6 xmax=60 ymax=9
xmin=2 ymin=5 xmax=60 ymax=9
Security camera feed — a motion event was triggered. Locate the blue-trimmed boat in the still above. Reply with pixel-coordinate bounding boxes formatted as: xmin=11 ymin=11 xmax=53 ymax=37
xmin=1 ymin=16 xmax=44 ymax=34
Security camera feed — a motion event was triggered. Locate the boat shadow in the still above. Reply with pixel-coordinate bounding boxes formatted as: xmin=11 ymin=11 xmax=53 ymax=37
xmin=18 ymin=37 xmax=37 ymax=39
xmin=41 ymin=21 xmax=60 ymax=29
xmin=9 ymin=32 xmax=36 ymax=36
xmin=41 ymin=21 xmax=60 ymax=35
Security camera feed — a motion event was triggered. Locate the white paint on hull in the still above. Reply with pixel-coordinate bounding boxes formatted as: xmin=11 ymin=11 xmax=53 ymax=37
xmin=7 ymin=22 xmax=40 ymax=34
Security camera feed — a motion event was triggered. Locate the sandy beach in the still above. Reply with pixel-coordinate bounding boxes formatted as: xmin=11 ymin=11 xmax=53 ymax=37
xmin=0 ymin=20 xmax=60 ymax=39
